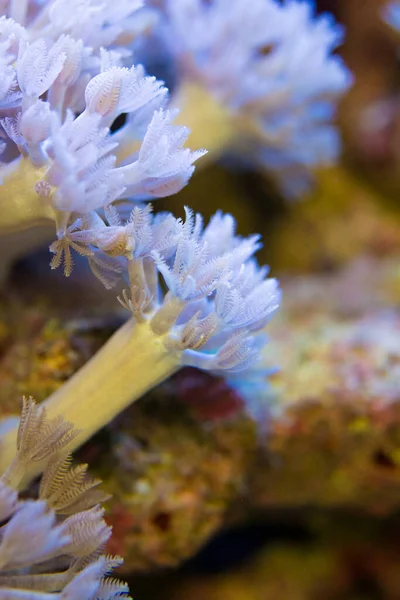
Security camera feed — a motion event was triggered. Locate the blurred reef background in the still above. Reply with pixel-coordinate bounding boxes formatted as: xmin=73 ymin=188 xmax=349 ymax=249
xmin=2 ymin=0 xmax=400 ymax=598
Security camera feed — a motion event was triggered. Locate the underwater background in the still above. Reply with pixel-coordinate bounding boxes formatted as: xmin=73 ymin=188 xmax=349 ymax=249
xmin=1 ymin=0 xmax=400 ymax=598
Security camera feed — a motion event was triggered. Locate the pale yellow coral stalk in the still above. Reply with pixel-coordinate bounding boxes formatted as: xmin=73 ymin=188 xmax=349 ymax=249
xmin=0 ymin=158 xmax=56 ymax=279
xmin=0 ymin=318 xmax=181 ymax=484
xmin=0 ymin=158 xmax=55 ymax=232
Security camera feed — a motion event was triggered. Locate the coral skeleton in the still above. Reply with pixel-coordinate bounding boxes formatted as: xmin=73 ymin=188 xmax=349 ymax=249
xmin=159 ymin=0 xmax=352 ymax=196
xmin=0 ymin=397 xmax=130 ymax=599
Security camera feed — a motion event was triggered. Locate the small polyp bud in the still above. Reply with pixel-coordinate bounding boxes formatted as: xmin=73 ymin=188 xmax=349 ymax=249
xmin=84 ymin=69 xmax=122 ymax=116
xmin=20 ymin=100 xmax=51 ymax=143
xmin=35 ymin=180 xmax=52 ymax=197
xmin=54 ymin=36 xmax=86 ymax=86
xmin=179 ymin=312 xmax=217 ymax=350
xmin=94 ymin=227 xmax=133 ymax=258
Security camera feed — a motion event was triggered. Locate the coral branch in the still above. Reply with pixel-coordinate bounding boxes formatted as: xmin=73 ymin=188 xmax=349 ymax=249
xmin=0 ymin=319 xmax=180 ymax=480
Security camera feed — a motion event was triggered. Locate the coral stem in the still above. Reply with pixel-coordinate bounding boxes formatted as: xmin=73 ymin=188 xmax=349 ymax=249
xmin=0 ymin=319 xmax=181 ymax=483
xmin=9 ymin=0 xmax=29 ymax=24
xmin=0 ymin=158 xmax=55 ymax=234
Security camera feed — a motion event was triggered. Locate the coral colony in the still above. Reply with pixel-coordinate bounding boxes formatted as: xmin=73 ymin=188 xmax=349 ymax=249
xmin=0 ymin=0 xmax=351 ymax=592
xmin=0 ymin=397 xmax=131 ymax=598
xmin=0 ymin=0 xmax=287 ymax=469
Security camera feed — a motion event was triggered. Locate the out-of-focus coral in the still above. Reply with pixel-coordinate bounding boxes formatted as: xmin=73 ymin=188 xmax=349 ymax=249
xmin=337 ymin=0 xmax=400 ymax=199
xmin=268 ymin=167 xmax=400 ymax=272
xmin=159 ymin=0 xmax=351 ymax=197
xmin=384 ymin=1 xmax=400 ymax=30
xmin=165 ymin=516 xmax=400 ymax=600
xmin=166 ymin=547 xmax=348 ymax=600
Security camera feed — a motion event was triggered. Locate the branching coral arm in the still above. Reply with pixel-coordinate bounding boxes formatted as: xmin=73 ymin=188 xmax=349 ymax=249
xmin=0 ymin=207 xmax=281 ymax=482
xmin=0 ymin=319 xmax=181 ymax=479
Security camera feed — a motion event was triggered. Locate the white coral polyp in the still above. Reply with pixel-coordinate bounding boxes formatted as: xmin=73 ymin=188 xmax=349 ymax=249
xmin=0 ymin=500 xmax=70 ymax=570
xmin=44 ymin=110 xmax=125 ymax=213
xmin=119 ymin=108 xmax=207 ymax=199
xmin=17 ymin=38 xmax=67 ymax=98
xmin=84 ymin=64 xmax=167 ymax=122
xmin=41 ymin=101 xmax=204 ymax=214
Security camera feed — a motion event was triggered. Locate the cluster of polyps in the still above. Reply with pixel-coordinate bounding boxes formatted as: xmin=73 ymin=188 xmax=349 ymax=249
xmin=0 ymin=398 xmax=130 ymax=600
xmin=55 ymin=204 xmax=280 ymax=372
xmin=161 ymin=0 xmax=352 ymax=196
xmin=0 ymin=0 xmax=205 ymax=243
xmin=0 ymin=0 xmax=282 ymax=473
